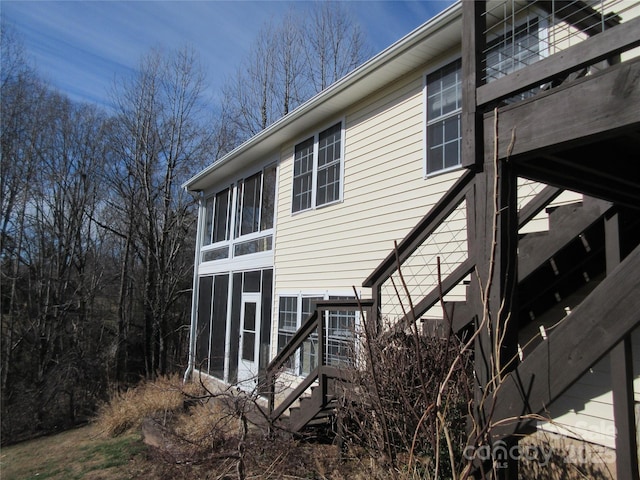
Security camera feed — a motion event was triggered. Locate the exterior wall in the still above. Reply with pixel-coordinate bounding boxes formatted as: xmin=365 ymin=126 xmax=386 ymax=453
xmin=273 ymin=70 xmax=463 ymax=297
xmin=188 ymin=4 xmax=639 ymax=462
xmin=540 ymin=353 xmax=617 ymax=449
xmin=536 ymin=320 xmax=640 ymax=452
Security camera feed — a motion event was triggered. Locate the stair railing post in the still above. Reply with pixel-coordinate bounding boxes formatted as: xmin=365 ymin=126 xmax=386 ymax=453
xmin=267 ymin=370 xmax=274 ymax=416
xmin=317 ymin=305 xmax=326 ymax=404
xmin=371 ymin=281 xmax=382 ymax=336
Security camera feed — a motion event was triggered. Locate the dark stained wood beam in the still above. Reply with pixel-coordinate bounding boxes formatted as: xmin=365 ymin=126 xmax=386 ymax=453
xmin=517 ymin=156 xmax=640 ymax=210
xmin=518 ymin=198 xmax=611 ymax=281
xmin=477 ymin=15 xmax=640 ymax=106
xmin=483 ymin=57 xmax=640 ymax=161
xmin=487 ymin=242 xmax=640 ymax=441
xmin=517 ymin=185 xmax=562 ymax=229
xmin=461 ymin=0 xmax=485 ymax=169
xmin=606 ymin=213 xmax=640 ymax=480
xmin=395 ymin=258 xmax=476 ymax=331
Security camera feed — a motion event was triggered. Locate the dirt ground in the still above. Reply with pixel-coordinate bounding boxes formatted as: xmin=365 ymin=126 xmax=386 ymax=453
xmin=0 ymin=423 xmax=366 ymax=480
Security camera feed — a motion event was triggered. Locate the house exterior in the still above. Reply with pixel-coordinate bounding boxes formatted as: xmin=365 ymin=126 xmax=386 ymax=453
xmin=184 ymin=1 xmax=640 ymax=477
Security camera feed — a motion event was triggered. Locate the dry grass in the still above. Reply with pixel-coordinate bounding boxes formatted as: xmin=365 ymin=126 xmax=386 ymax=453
xmin=173 ymin=400 xmax=236 ymax=451
xmin=0 ymin=425 xmax=145 ymax=480
xmin=94 ymin=374 xmax=194 ymax=437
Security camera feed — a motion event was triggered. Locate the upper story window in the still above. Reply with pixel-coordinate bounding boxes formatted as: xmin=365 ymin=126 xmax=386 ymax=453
xmin=203 ymin=187 xmax=231 ymax=245
xmin=425 ymin=59 xmax=462 ymax=176
xmin=485 ymin=17 xmax=544 ymax=82
xmin=235 ymin=165 xmax=276 ymax=237
xmin=201 ymin=163 xmax=276 ymax=262
xmin=292 ymin=121 xmax=343 ymax=213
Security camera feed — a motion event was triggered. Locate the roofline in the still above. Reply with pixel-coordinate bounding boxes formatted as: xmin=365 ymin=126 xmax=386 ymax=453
xmin=183 ymin=1 xmax=461 ymax=192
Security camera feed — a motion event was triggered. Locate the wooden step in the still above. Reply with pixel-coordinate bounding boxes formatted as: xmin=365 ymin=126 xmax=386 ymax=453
xmin=519 ymin=197 xmax=611 ymax=281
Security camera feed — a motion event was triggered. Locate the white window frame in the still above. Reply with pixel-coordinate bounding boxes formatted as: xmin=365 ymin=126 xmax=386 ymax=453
xmin=291 ymin=119 xmax=345 ymax=214
xmin=423 ymin=57 xmax=463 ymax=178
xmin=276 ymin=290 xmax=359 ymax=376
xmin=200 ymin=162 xmax=278 ymax=264
xmin=484 ymin=13 xmax=548 ymax=84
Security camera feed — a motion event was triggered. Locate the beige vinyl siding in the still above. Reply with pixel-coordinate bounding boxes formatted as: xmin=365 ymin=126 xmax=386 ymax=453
xmin=539 ymin=354 xmax=616 ymax=449
xmin=274 ymin=71 xmax=465 ymax=295
xmin=537 ymin=326 xmax=640 ymax=450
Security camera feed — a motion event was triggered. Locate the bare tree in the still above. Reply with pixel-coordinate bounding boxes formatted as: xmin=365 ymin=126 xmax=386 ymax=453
xmin=0 ymin=23 xmax=45 ymax=392
xmin=108 ymin=46 xmax=212 ymax=380
xmin=221 ymin=3 xmax=371 ymax=146
xmin=222 ymin=23 xmax=279 ymax=139
xmin=1 ymin=29 xmax=113 ymax=434
xmin=303 ymin=2 xmax=369 ymax=92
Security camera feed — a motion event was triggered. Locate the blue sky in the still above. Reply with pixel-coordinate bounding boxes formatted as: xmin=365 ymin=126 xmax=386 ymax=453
xmin=2 ymin=1 xmax=454 ymax=111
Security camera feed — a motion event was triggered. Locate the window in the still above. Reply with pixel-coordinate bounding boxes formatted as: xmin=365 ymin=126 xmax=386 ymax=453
xmin=277 ymin=293 xmax=356 ymax=375
xmin=426 ymin=59 xmax=462 ymax=175
xmin=235 ymin=164 xmax=276 ymax=238
xmin=201 ymin=163 xmax=276 ymax=262
xmin=485 ymin=17 xmax=543 ymax=82
xmin=326 ymin=296 xmax=355 ymax=368
xmin=316 ymin=123 xmax=342 ymax=206
xmin=203 ymin=187 xmax=231 ymax=245
xmin=292 ymin=121 xmax=343 ymax=213
xmin=293 ymin=138 xmax=314 ymax=212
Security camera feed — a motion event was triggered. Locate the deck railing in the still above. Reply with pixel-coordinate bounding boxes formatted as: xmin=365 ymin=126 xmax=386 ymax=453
xmin=266 ymin=298 xmax=374 ymax=424
xmin=476 ymin=0 xmax=640 ymax=107
xmin=363 ymin=170 xmax=477 ymax=334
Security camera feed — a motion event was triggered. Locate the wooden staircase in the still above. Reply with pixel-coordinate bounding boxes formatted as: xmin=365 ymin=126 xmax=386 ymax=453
xmin=288 ymin=379 xmax=339 ymax=433
xmin=265 ymin=177 xmax=635 ymax=436
xmin=266 ymin=3 xmax=640 ymax=475
xmin=266 ymin=299 xmax=373 ymax=434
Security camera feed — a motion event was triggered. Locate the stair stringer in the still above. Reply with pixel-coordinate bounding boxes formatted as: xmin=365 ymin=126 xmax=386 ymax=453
xmin=486 ymin=242 xmax=640 ymax=442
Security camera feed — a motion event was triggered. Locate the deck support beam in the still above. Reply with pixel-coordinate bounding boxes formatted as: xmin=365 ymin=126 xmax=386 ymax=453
xmin=470 ymin=129 xmax=520 ymax=478
xmin=461 ymin=0 xmax=485 ymax=170
xmin=607 ymin=212 xmax=640 ymax=480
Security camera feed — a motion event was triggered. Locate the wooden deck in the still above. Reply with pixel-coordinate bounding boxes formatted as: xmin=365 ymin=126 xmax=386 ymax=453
xmin=267 ymin=2 xmax=640 ymax=477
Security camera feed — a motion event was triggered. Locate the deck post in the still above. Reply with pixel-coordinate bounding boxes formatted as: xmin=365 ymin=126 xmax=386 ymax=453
xmin=470 ymin=129 xmax=520 ymax=478
xmin=463 ymin=2 xmax=520 ymax=476
xmin=607 ymin=212 xmax=640 ymax=480
xmin=461 ymin=0 xmax=485 ymax=170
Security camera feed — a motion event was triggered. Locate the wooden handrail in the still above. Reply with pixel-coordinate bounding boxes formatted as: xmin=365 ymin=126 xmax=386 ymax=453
xmin=477 ymin=16 xmax=640 ymax=107
xmin=270 ymin=367 xmax=319 ymax=422
xmin=268 ymin=310 xmax=319 ymax=374
xmin=267 ymin=299 xmax=373 ymax=422
xmin=390 ymin=257 xmax=476 ymax=335
xmin=517 ymin=185 xmax=563 ymax=228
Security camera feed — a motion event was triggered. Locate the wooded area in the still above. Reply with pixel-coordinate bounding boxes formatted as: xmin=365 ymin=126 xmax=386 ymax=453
xmin=0 ymin=3 xmax=369 ymax=444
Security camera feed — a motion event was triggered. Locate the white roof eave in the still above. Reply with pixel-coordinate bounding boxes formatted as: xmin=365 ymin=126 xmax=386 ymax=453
xmin=183 ymin=1 xmax=462 ymax=193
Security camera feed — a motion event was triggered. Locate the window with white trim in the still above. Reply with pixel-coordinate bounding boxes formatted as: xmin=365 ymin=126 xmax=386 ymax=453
xmin=201 ymin=163 xmax=276 ymax=262
xmin=203 ymin=187 xmax=231 ymax=245
xmin=292 ymin=121 xmax=343 ymax=213
xmin=425 ymin=59 xmax=462 ymax=176
xmin=277 ymin=293 xmax=356 ymax=376
xmin=485 ymin=17 xmax=544 ymax=82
